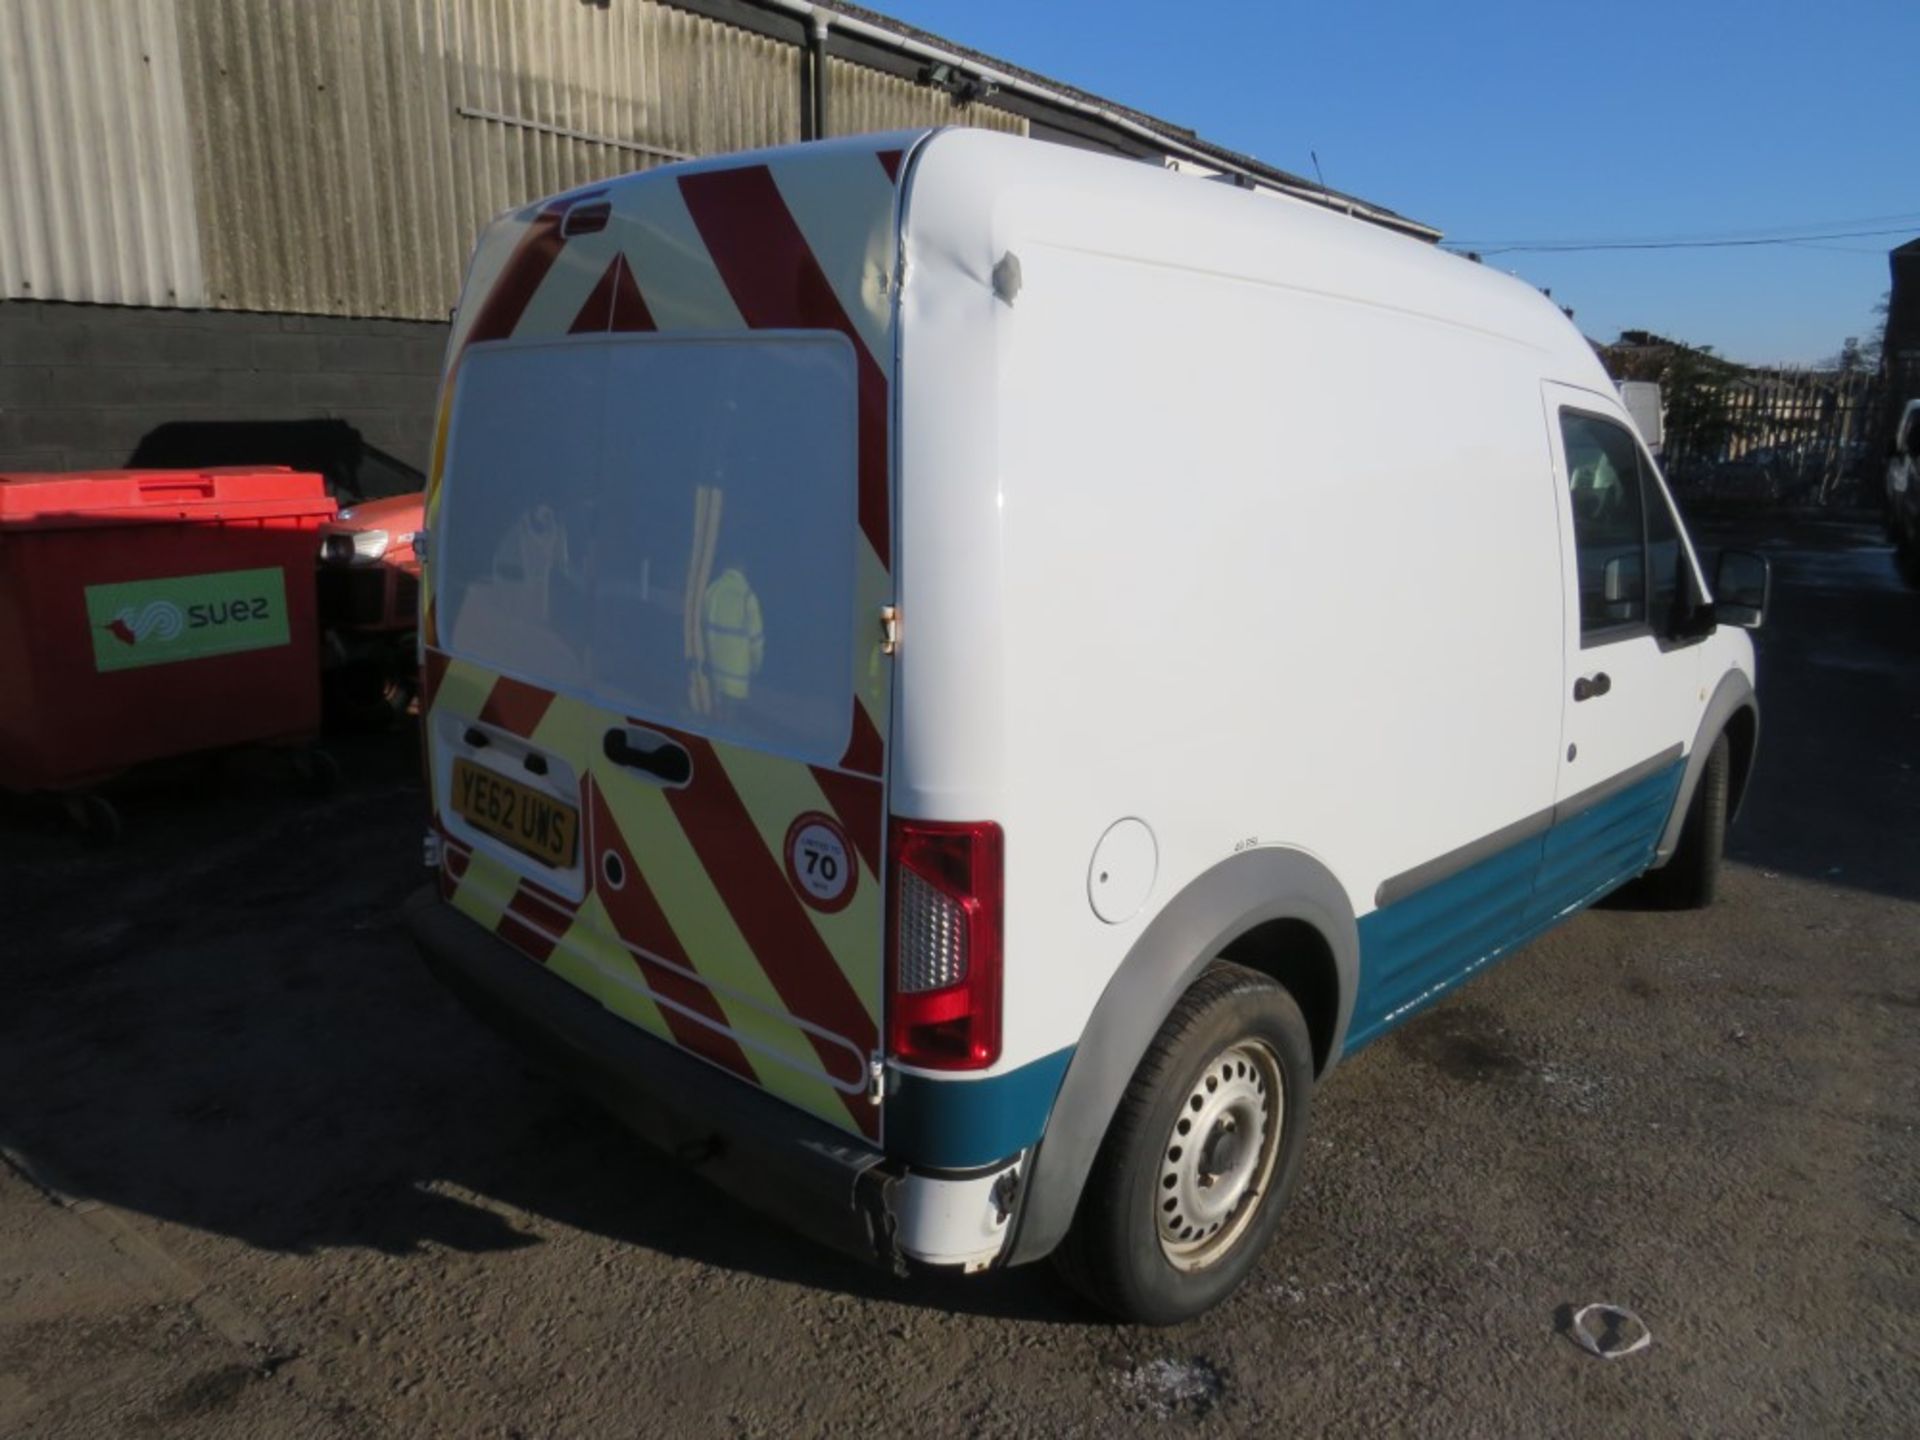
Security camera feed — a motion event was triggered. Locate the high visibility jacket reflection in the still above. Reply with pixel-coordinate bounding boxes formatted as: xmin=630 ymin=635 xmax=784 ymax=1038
xmin=701 ymin=567 xmax=764 ymax=701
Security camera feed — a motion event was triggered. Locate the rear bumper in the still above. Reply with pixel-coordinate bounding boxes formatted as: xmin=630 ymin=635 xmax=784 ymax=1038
xmin=404 ymin=888 xmax=908 ymax=1273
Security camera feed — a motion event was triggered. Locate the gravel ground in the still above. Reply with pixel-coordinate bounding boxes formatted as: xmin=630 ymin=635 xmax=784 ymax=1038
xmin=1 ymin=517 xmax=1915 ymax=1437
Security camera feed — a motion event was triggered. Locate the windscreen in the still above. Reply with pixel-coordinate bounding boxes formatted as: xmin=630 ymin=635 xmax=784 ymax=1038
xmin=438 ymin=334 xmax=859 ymax=763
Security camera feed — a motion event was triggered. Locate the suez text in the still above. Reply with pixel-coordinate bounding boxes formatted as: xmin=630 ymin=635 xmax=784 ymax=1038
xmin=188 ymin=597 xmax=273 ymax=626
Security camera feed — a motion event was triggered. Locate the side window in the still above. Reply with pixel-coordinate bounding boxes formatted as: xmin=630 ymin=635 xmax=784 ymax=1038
xmin=1561 ymin=411 xmax=1647 ymax=638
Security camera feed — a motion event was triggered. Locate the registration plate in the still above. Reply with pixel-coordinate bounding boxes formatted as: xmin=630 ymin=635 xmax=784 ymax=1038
xmin=451 ymin=758 xmax=579 ymax=868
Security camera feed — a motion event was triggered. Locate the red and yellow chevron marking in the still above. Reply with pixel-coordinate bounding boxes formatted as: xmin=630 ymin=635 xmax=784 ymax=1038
xmin=677 ymin=165 xmax=891 ymax=570
xmin=583 ymin=775 xmax=756 ymax=1084
xmin=420 ymin=139 xmax=913 ymax=1140
xmin=437 ymin=674 xmax=887 ymax=1139
xmin=465 ymin=190 xmax=609 ymax=348
xmin=568 ymin=253 xmax=656 ymax=335
xmin=436 ymin=669 xmax=888 ymax=1140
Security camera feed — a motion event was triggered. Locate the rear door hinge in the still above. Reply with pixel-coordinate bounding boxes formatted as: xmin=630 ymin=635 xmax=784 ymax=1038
xmin=879 ymin=605 xmax=900 ymax=656
xmin=868 ymin=1054 xmax=886 ymax=1106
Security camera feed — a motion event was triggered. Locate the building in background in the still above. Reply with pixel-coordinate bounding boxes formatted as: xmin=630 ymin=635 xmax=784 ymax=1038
xmin=0 ymin=0 xmax=1433 ymax=475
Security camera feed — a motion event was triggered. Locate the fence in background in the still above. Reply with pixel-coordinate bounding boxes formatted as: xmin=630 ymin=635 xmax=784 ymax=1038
xmin=1662 ymin=365 xmax=1887 ymax=508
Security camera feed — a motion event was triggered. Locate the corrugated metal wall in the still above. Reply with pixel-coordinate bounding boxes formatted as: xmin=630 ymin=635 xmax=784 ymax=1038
xmin=176 ymin=0 xmax=820 ymax=319
xmin=0 ymin=0 xmax=206 ymax=307
xmin=175 ymin=0 xmax=446 ymax=320
xmin=3 ymin=0 xmax=1028 ymax=322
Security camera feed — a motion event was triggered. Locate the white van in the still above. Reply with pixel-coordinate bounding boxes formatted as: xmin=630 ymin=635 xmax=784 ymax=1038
xmin=406 ymin=128 xmax=1770 ymax=1324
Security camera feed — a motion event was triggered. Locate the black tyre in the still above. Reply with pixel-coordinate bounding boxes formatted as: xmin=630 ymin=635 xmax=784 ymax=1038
xmin=1633 ymin=733 xmax=1729 ymax=910
xmin=1897 ymin=536 xmax=1920 ymax=591
xmin=322 ymin=659 xmax=410 ymax=733
xmin=1053 ymin=962 xmax=1313 ymax=1325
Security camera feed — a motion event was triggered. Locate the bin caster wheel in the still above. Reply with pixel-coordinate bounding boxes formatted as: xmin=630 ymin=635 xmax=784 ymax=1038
xmin=64 ymin=794 xmax=124 ymax=848
xmin=292 ymin=747 xmax=343 ymax=798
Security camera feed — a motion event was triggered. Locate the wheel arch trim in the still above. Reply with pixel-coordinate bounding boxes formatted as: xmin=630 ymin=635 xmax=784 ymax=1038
xmin=1007 ymin=846 xmax=1358 ymax=1265
xmin=1652 ymin=668 xmax=1757 ymax=866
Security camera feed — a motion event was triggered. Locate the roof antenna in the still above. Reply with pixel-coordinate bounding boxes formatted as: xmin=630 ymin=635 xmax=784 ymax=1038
xmin=1309 ymin=150 xmax=1354 ymax=216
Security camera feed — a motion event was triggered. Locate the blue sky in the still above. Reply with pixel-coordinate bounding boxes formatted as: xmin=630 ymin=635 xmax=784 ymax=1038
xmin=875 ymin=0 xmax=1917 ymax=365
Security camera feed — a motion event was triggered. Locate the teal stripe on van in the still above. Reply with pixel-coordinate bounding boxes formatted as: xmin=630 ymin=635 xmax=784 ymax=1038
xmin=887 ymin=1047 xmax=1075 ymax=1170
xmin=1344 ymin=759 xmax=1684 ymax=1052
xmin=1528 ymin=763 xmax=1684 ymax=929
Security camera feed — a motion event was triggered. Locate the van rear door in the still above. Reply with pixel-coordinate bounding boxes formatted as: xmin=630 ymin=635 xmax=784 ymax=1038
xmin=420 ymin=142 xmax=909 ymax=1142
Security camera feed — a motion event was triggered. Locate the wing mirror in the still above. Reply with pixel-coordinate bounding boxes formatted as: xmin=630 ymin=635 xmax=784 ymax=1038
xmin=1601 ymin=552 xmax=1643 ymax=622
xmin=1711 ymin=549 xmax=1770 ymax=629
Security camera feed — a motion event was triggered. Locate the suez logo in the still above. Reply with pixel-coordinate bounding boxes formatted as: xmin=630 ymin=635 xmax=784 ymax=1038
xmin=102 ymin=595 xmax=271 ymax=645
xmin=84 ymin=568 xmax=291 ymax=673
xmin=101 ymin=599 xmax=186 ymax=647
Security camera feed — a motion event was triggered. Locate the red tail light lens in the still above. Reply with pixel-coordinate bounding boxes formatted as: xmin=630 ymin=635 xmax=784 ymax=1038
xmin=886 ymin=818 xmax=1003 ymax=1070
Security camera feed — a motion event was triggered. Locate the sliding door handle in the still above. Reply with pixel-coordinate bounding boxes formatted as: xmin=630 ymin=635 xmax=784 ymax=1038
xmin=1572 ymin=672 xmax=1613 ymax=702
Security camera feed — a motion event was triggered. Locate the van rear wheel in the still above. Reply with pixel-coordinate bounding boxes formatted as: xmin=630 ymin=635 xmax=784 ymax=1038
xmin=1054 ymin=962 xmax=1312 ymax=1325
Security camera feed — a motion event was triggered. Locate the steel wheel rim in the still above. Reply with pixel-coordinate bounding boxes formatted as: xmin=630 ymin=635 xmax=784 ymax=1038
xmin=1155 ymin=1039 xmax=1283 ymax=1271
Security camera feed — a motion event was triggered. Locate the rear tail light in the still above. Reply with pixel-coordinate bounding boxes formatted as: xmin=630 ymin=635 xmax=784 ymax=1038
xmin=886 ymin=818 xmax=1003 ymax=1070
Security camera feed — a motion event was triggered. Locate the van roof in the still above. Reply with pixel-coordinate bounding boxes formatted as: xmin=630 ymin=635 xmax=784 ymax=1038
xmin=474 ymin=128 xmax=1613 ymax=399
xmin=902 ymin=128 xmax=1616 ymax=394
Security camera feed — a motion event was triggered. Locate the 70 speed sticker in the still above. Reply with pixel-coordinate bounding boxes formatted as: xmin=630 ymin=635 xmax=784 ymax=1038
xmin=784 ymin=812 xmax=857 ymax=913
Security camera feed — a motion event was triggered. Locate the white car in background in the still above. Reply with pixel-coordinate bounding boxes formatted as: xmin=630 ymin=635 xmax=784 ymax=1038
xmin=1888 ymin=398 xmax=1920 ymax=584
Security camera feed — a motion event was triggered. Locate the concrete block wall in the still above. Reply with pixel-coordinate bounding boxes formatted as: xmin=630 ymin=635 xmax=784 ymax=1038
xmin=0 ymin=302 xmax=449 ymax=475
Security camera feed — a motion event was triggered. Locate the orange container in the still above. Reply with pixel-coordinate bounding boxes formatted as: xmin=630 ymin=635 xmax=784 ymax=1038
xmin=0 ymin=468 xmax=336 ymax=790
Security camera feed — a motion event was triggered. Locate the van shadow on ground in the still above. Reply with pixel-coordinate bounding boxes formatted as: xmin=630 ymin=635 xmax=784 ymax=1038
xmin=0 ymin=732 xmax=1072 ymax=1322
xmin=1698 ymin=516 xmax=1920 ymax=905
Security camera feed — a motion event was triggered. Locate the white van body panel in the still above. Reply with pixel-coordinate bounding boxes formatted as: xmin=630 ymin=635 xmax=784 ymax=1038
xmin=895 ymin=130 xmax=1719 ymax=1076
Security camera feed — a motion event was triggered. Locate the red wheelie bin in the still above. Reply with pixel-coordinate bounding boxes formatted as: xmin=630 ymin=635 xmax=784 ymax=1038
xmin=0 ymin=468 xmax=337 ymax=840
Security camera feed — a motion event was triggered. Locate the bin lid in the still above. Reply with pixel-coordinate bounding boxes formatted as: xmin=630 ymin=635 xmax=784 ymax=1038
xmin=0 ymin=468 xmax=337 ymax=530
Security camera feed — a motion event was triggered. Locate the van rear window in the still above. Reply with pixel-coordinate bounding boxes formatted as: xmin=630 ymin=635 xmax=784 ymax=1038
xmin=438 ymin=334 xmax=859 ymax=764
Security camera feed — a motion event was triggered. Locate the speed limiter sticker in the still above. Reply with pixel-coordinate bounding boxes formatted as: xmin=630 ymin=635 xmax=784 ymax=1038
xmin=784 ymin=812 xmax=857 ymax=913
